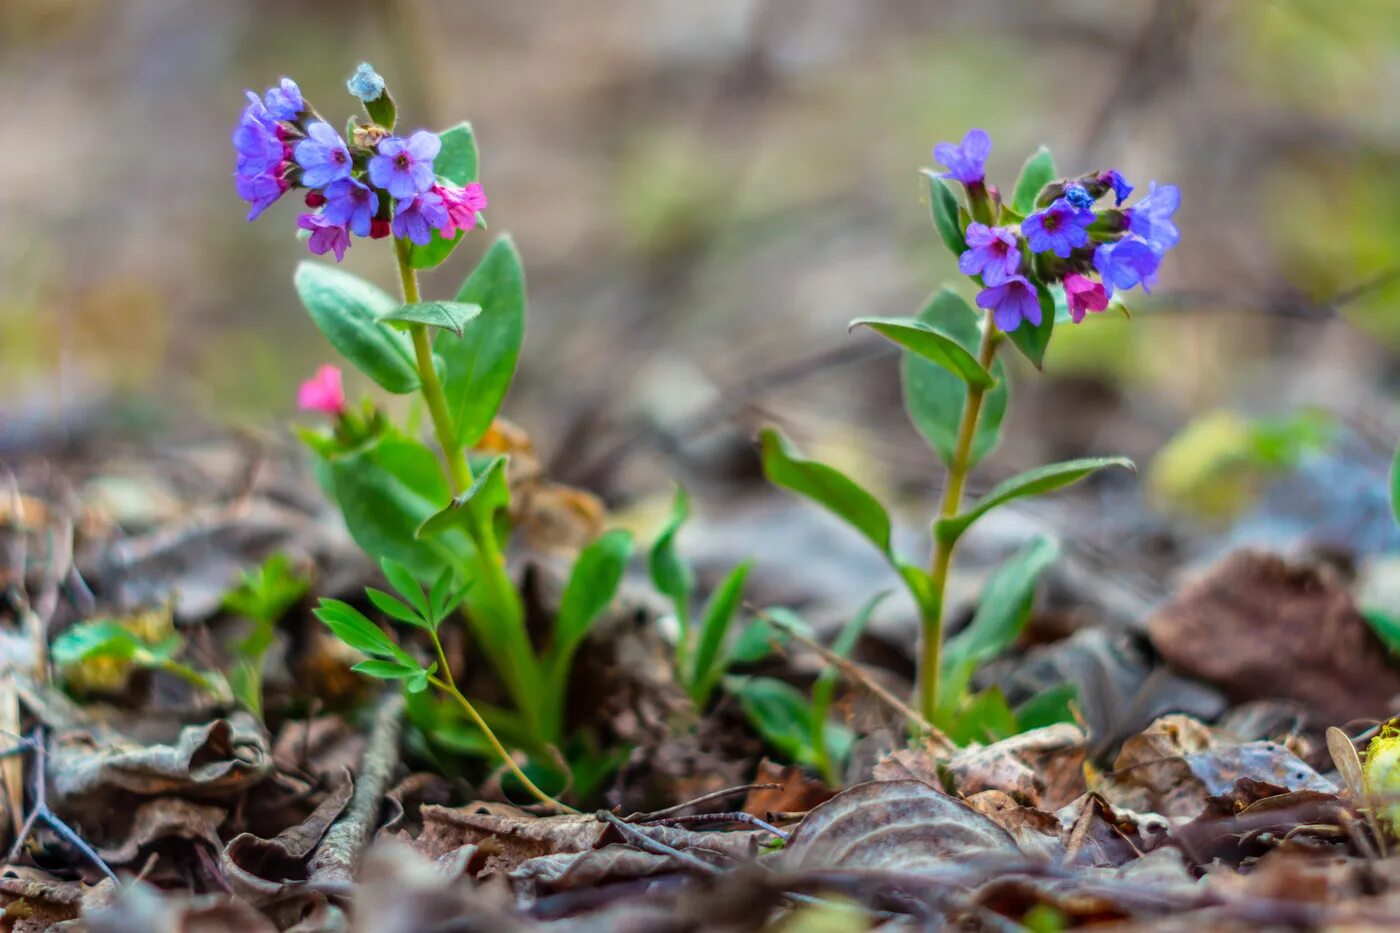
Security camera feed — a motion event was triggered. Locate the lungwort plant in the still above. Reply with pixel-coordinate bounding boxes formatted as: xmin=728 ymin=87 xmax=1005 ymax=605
xmin=233 ymin=66 xmax=634 ymax=810
xmin=762 ymin=129 xmax=1179 ymax=741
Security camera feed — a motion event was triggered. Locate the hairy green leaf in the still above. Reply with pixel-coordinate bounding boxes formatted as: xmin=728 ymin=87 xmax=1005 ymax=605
xmin=294 ymin=263 xmax=419 ymax=393
xmin=920 ymin=169 xmax=966 ymax=257
xmin=1011 ymin=146 xmax=1056 ymax=216
xmin=938 ymin=456 xmax=1134 ymax=544
xmin=850 ymin=316 xmax=994 ymax=388
xmin=379 ymin=301 xmax=482 ymax=338
xmin=759 ymin=428 xmax=892 ymax=557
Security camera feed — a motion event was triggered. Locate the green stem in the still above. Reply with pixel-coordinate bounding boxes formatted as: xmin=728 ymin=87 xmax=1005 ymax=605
xmin=395 ymin=237 xmax=472 ymax=493
xmin=920 ymin=320 xmax=1000 ymax=723
xmin=428 ymin=633 xmax=575 ymax=814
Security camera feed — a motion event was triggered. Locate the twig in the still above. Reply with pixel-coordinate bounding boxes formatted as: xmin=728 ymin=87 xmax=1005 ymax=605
xmin=754 ymin=608 xmax=955 ymax=753
xmin=627 ymin=783 xmax=782 ymax=822
xmin=640 ymin=811 xmax=789 ymax=842
xmin=307 ymin=690 xmax=405 ymax=883
xmin=596 ymin=810 xmax=722 ymax=876
xmin=5 ymin=728 xmax=118 ymax=882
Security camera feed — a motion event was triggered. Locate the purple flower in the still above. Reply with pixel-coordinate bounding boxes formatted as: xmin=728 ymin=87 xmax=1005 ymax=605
xmin=233 ymin=98 xmax=285 ymax=178
xmin=1126 ymin=181 xmax=1179 ymax=253
xmin=295 ymin=122 xmax=353 ymax=189
xmin=369 ymin=131 xmax=441 ymax=199
xmin=1100 ymin=170 xmax=1134 ymax=207
xmin=1093 ymin=236 xmax=1161 ymax=294
xmin=433 ymin=183 xmax=489 ymax=238
xmin=1021 ymin=197 xmax=1094 ymax=258
xmin=975 ymin=275 xmax=1041 ymax=332
xmin=235 ymin=170 xmax=288 ymax=221
xmin=933 ymin=129 xmax=991 ymax=186
xmin=958 ymin=223 xmax=1020 ymax=285
xmin=323 ymin=177 xmax=379 ymax=236
xmin=298 ymin=213 xmax=351 ymax=262
xmin=1064 ymin=184 xmax=1094 ymax=210
xmin=262 ymin=78 xmax=304 ymax=121
xmin=391 ymin=191 xmax=449 ymax=245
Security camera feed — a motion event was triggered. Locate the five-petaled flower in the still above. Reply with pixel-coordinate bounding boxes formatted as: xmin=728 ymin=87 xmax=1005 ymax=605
xmin=958 ymin=223 xmax=1020 ymax=286
xmin=392 ymin=191 xmax=449 ymax=245
xmin=1093 ymin=237 xmax=1161 ymax=294
xmin=369 ymin=131 xmax=441 ymax=199
xmin=323 ymin=177 xmax=379 ymax=236
xmin=298 ymin=213 xmax=352 ymax=262
xmin=1063 ymin=273 xmax=1110 ymax=323
xmin=298 ymin=364 xmax=346 ymax=416
xmin=295 ymin=122 xmax=354 ymax=190
xmin=934 ymin=128 xmax=991 ymax=186
xmin=1021 ymin=197 xmax=1094 ymax=258
xmin=434 ymin=183 xmax=489 ymax=239
xmin=976 ymin=275 xmax=1041 ymax=332
xmin=1126 ymin=181 xmax=1180 ymax=254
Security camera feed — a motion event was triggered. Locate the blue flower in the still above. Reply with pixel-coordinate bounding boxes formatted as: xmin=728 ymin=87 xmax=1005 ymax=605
xmin=262 ymin=78 xmax=304 ymax=121
xmin=1021 ymin=198 xmax=1094 ymax=258
xmin=294 ymin=122 xmax=354 ymax=190
xmin=1064 ymin=184 xmax=1094 ymax=210
xmin=1093 ymin=236 xmax=1161 ymax=294
xmin=958 ymin=223 xmax=1020 ymax=285
xmin=976 ymin=275 xmax=1041 ymax=332
xmin=298 ymin=213 xmax=351 ymax=262
xmin=369 ymin=131 xmax=440 ymax=200
xmin=347 ymin=63 xmax=386 ymax=102
xmin=1100 ymin=170 xmax=1134 ymax=207
xmin=392 ymin=191 xmax=449 ymax=245
xmin=1127 ymin=181 xmax=1179 ymax=253
xmin=233 ymin=97 xmax=284 ymax=178
xmin=235 ymin=170 xmax=287 ymax=221
xmin=323 ymin=177 xmax=379 ymax=236
xmin=933 ymin=128 xmax=991 ymax=186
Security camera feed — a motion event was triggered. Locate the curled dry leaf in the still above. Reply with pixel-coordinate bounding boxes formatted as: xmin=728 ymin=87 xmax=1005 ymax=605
xmin=741 ymin=759 xmax=834 ymax=818
xmin=946 ymin=723 xmax=1088 ymax=809
xmin=221 ymin=772 xmax=354 ymax=902
xmin=781 ymin=780 xmax=1019 ymax=874
xmin=95 ymin=797 xmax=227 ymax=867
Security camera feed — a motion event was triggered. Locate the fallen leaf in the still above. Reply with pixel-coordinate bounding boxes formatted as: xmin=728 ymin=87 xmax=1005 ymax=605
xmin=946 ymin=723 xmax=1087 ymax=809
xmin=222 ymin=772 xmax=354 ymax=902
xmin=741 ymin=759 xmax=834 ymax=817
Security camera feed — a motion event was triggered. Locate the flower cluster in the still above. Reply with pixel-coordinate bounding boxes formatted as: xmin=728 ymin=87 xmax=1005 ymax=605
xmin=933 ymin=129 xmax=1180 ymax=331
xmin=233 ymin=73 xmax=487 ymax=262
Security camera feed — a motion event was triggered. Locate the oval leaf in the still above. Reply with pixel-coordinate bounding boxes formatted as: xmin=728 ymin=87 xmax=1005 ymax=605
xmin=900 ymin=289 xmax=1007 ymax=469
xmin=294 ymin=263 xmax=419 ymax=393
xmin=379 ymin=301 xmax=482 ymax=338
xmin=937 ymin=456 xmax=1135 ymax=543
xmin=554 ymin=528 xmax=635 ymax=664
xmin=438 ymin=237 xmax=526 ymax=448
xmin=920 ymin=169 xmax=966 ymax=258
xmin=1011 ymin=146 xmax=1056 ymax=215
xmin=850 ymin=317 xmax=994 ymax=389
xmin=759 ymin=428 xmax=892 ymax=557
xmin=943 ymin=535 xmax=1059 ymax=676
xmin=648 ymin=485 xmax=695 ymax=616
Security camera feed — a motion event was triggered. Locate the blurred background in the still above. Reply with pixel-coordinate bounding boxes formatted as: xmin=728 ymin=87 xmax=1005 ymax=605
xmin=4 ymin=0 xmax=1400 ymax=569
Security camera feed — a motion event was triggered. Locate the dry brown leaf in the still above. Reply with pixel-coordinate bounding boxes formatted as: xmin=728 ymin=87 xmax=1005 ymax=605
xmin=946 ymin=723 xmax=1088 ymax=809
xmin=95 ymin=797 xmax=226 ymax=866
xmin=222 ymin=773 xmax=354 ymax=902
xmin=84 ymin=881 xmax=276 ymax=933
xmin=781 ymin=780 xmax=1019 ymax=874
xmin=741 ymin=759 xmax=833 ymax=817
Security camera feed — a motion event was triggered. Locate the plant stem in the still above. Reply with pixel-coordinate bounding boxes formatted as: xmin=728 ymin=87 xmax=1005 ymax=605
xmin=919 ymin=320 xmax=1001 ymax=723
xmin=395 ymin=237 xmax=472 ymax=493
xmin=428 ymin=634 xmax=575 ymax=814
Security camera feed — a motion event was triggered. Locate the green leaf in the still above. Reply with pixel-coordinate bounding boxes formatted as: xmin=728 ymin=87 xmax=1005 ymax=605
xmin=849 ymin=316 xmax=994 ymax=388
xmin=293 ymin=263 xmax=419 ymax=393
xmin=380 ymin=557 xmax=430 ymax=618
xmin=1003 ymin=279 xmax=1056 ymax=369
xmin=1365 ymin=608 xmax=1400 ymax=654
xmin=407 ymin=123 xmax=481 ymax=269
xmin=378 ymin=301 xmax=482 ymax=338
xmin=324 ymin=432 xmax=472 ymax=580
xmin=759 ymin=428 xmax=892 ymax=557
xmin=1011 ymin=146 xmax=1056 ymax=216
xmin=51 ymin=620 xmax=140 ymax=666
xmin=363 ymin=87 xmax=396 ymax=131
xmin=946 ymin=686 xmax=1019 ymax=745
xmin=689 ymin=561 xmax=753 ymax=705
xmin=552 ymin=529 xmax=634 ymax=667
xmin=942 ymin=535 xmax=1060 ymax=679
xmin=365 ymin=588 xmax=429 ymax=630
xmin=920 ymin=169 xmax=966 ymax=257
xmin=1015 ymin=683 xmax=1078 ymax=732
xmin=427 ymin=566 xmax=465 ymax=625
xmin=900 ymin=289 xmax=1008 ymax=468
xmin=314 ymin=599 xmax=405 ymax=661
xmin=352 ymin=659 xmax=419 ymax=680
xmin=937 ymin=457 xmax=1135 ymax=543
xmin=416 ymin=455 xmax=510 ymax=547
xmin=729 ymin=676 xmax=817 ymax=765
xmin=223 ymin=554 xmax=310 ymax=624
xmin=648 ymin=485 xmax=695 ymax=623
xmin=437 ymin=237 xmax=526 ymax=447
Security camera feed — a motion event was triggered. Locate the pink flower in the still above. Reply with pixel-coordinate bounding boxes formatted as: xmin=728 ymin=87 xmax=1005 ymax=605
xmin=297 ymin=213 xmax=351 ymax=262
xmin=1063 ymin=274 xmax=1110 ymax=323
xmin=298 ymin=365 xmax=345 ymax=416
xmin=434 ymin=182 xmax=488 ymax=238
